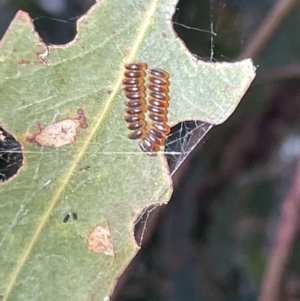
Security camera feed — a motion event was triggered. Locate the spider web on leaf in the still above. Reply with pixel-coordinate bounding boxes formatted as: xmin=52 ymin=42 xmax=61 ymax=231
xmin=132 ymin=0 xmax=249 ymax=244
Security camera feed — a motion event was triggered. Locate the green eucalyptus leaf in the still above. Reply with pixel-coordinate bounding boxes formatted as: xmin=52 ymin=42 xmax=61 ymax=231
xmin=0 ymin=0 xmax=255 ymax=300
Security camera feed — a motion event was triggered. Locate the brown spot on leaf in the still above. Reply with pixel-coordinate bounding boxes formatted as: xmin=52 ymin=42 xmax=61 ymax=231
xmin=161 ymin=31 xmax=167 ymax=38
xmin=87 ymin=225 xmax=114 ymax=256
xmin=77 ymin=108 xmax=88 ymax=129
xmin=16 ymin=45 xmax=49 ymax=66
xmin=78 ymin=165 xmax=90 ymax=172
xmin=123 ymin=48 xmax=131 ymax=57
xmin=18 ymin=59 xmax=31 ymax=65
xmin=26 ymin=108 xmax=88 ymax=147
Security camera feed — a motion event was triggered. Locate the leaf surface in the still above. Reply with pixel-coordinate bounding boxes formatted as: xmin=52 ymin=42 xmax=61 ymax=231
xmin=0 ymin=0 xmax=255 ymax=300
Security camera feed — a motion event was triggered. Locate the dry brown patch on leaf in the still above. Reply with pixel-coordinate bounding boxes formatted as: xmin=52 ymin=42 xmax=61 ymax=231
xmin=77 ymin=108 xmax=88 ymax=128
xmin=26 ymin=108 xmax=88 ymax=147
xmin=87 ymin=225 xmax=114 ymax=256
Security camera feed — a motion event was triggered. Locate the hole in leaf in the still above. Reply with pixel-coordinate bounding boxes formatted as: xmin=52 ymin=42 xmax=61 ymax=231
xmin=0 ymin=0 xmax=96 ymax=44
xmin=173 ymin=0 xmax=242 ymax=61
xmin=0 ymin=126 xmax=23 ymax=183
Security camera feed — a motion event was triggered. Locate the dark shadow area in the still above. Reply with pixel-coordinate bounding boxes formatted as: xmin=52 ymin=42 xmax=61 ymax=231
xmin=0 ymin=126 xmax=23 ymax=183
xmin=0 ymin=0 xmax=95 ymax=44
xmin=165 ymin=121 xmax=212 ymax=175
xmin=172 ymin=0 xmax=243 ymax=61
